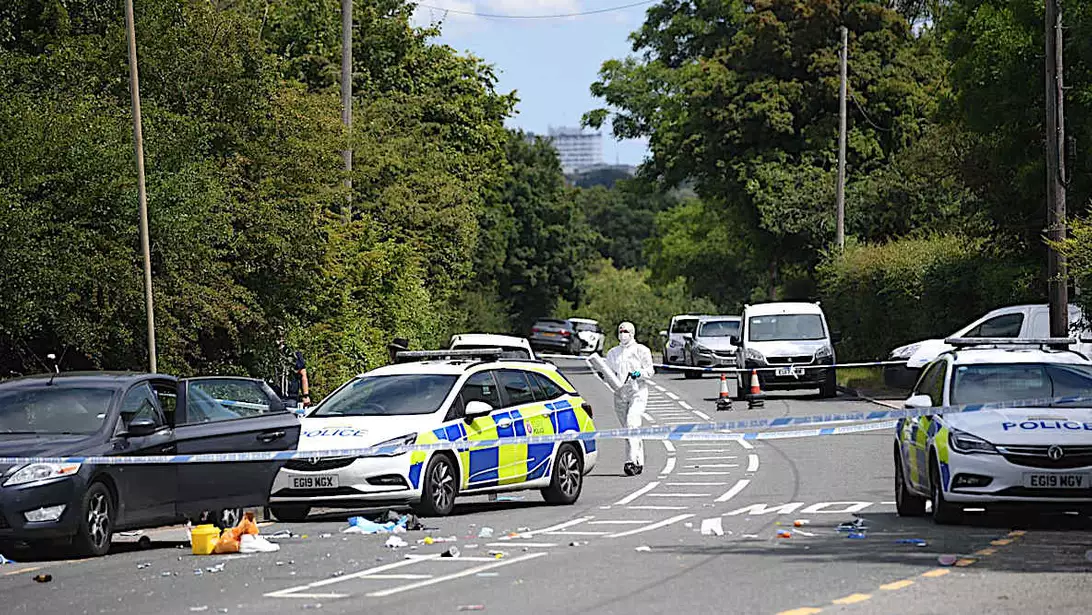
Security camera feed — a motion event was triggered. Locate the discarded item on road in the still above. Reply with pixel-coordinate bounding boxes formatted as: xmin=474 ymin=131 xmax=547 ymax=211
xmin=240 ymin=534 xmax=280 ymax=553
xmin=700 ymin=518 xmax=725 ymax=536
xmin=205 ymin=563 xmax=225 ymax=573
xmin=478 ymin=527 xmax=494 ymax=538
xmin=137 ymin=563 xmax=150 ymax=570
xmin=211 ymin=512 xmax=261 ymax=555
xmin=793 ymin=520 xmax=809 ymax=527
xmin=188 ymin=607 xmax=208 ymax=613
xmin=776 ymin=530 xmax=792 ymax=539
xmin=457 ymin=606 xmax=485 ymax=611
xmin=191 ymin=524 xmax=221 ymax=555
xmin=442 ymin=547 xmax=460 ymax=558
xmin=836 ymin=519 xmax=867 ymax=532
xmin=487 ymin=550 xmax=506 ymax=559
xmin=846 ymin=532 xmax=867 ymax=540
xmin=635 ymin=545 xmax=651 ymax=552
xmin=33 ymin=574 xmax=52 ymax=583
xmin=684 ymin=522 xmax=694 ymax=529
xmin=569 ymin=541 xmax=587 ymax=547
xmin=476 ymin=572 xmax=499 ymax=577
xmin=0 ymin=554 xmax=17 ymax=565
xmin=895 ymin=539 xmax=927 ymax=547
xmin=794 ymin=530 xmax=817 ymax=537
xmin=516 ymin=527 xmax=530 ymax=532
xmin=385 ymin=536 xmax=408 ymax=549
xmin=938 ymin=555 xmax=958 ymax=566
xmin=267 ymin=530 xmax=299 ymax=540
xmin=495 ymin=495 xmax=523 ymax=502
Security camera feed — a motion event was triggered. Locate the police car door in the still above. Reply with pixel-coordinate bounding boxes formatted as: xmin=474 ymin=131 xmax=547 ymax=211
xmin=454 ymin=370 xmax=505 ymax=489
xmin=904 ymin=361 xmax=946 ymax=491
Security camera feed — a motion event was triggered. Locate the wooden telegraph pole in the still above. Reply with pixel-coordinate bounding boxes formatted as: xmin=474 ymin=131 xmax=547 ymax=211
xmin=1045 ymin=0 xmax=1068 ymax=342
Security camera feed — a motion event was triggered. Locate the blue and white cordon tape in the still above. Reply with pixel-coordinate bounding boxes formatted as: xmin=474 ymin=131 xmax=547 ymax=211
xmin=1 ymin=394 xmax=1090 ymax=466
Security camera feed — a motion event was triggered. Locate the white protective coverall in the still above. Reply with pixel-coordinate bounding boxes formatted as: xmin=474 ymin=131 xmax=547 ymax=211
xmin=605 ymin=322 xmax=655 ymax=468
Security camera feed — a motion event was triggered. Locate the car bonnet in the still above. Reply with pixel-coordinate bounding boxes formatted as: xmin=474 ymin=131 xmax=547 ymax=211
xmin=946 ymin=406 xmax=1092 ymax=445
xmin=297 ymin=415 xmax=440 ymax=451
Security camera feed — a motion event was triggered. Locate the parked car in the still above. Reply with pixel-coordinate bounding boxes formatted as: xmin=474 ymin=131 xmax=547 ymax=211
xmin=682 ymin=316 xmax=741 ymax=378
xmin=884 ymin=304 xmax=1091 ymax=390
xmin=450 ymin=333 xmax=536 ymax=359
xmin=0 ymin=372 xmax=300 ymax=556
xmin=735 ymin=302 xmax=839 ymax=398
xmin=528 ymin=318 xmax=581 ymax=355
xmin=568 ymin=318 xmax=605 ymax=355
xmin=660 ymin=314 xmax=707 ymax=365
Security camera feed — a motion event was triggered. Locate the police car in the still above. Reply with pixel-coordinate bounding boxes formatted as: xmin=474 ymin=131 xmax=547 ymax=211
xmin=894 ymin=338 xmax=1092 ymax=524
xmin=268 ymin=349 xmax=597 ymax=520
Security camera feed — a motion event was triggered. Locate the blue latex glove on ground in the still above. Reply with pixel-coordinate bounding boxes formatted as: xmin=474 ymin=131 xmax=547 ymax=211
xmin=630 ymin=370 xmax=641 ymax=379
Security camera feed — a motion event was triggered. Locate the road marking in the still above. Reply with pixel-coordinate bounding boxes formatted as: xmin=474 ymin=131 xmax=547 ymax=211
xmin=2 ymin=565 xmax=44 ymax=577
xmin=266 ymin=556 xmax=431 ymax=598
xmin=679 ymin=471 xmax=733 ymax=476
xmin=588 ymin=520 xmax=654 ymax=525
xmin=661 ymin=457 xmax=677 ymax=475
xmin=921 ymin=569 xmax=949 ymax=578
xmin=355 ymin=574 xmax=433 ymax=580
xmin=693 ymin=410 xmax=711 ymax=420
xmin=680 ymin=401 xmax=694 ymax=410
xmin=687 ymin=456 xmax=737 ymax=461
xmin=506 ymin=516 xmax=594 ymax=538
xmin=367 ymin=553 xmax=548 ymax=598
xmin=1008 ymin=530 xmax=1026 ymax=537
xmin=832 ymin=593 xmax=871 ymax=605
xmin=974 ymin=548 xmax=997 ymax=556
xmin=666 ymin=392 xmax=680 ymax=400
xmin=486 ymin=542 xmax=557 ymax=548
xmin=606 ymin=513 xmax=694 ymax=538
xmin=653 ymin=384 xmax=665 ymax=392
xmin=404 ymin=555 xmax=499 ymax=562
xmin=990 ymin=538 xmax=1013 ymax=546
xmin=687 ymin=463 xmax=737 ymax=469
xmin=647 ymin=492 xmax=711 ymax=498
xmin=714 ymin=479 xmax=751 ymax=503
xmin=615 ymin=481 xmax=661 ymax=505
xmin=880 ymin=580 xmax=914 ymax=591
xmin=667 ymin=481 xmax=726 ymax=486
xmin=777 ymin=608 xmax=823 ymax=615
xmin=680 ymin=449 xmax=735 ymax=454
xmin=642 ymin=413 xmax=655 ymax=422
xmin=628 ymin=505 xmax=689 ymax=510
xmin=954 ymin=558 xmax=976 ymax=567
xmin=544 ymin=531 xmax=609 ymax=536
xmin=277 ymin=593 xmax=350 ymax=599
xmin=799 ymin=502 xmax=871 ymax=514
xmin=735 ymin=439 xmax=754 ymax=450
xmin=662 ymin=441 xmax=676 ymax=453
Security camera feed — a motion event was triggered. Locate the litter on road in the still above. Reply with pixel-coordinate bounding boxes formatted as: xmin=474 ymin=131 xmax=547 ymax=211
xmin=442 ymin=547 xmax=460 ymax=558
xmin=846 ymin=532 xmax=867 ymax=540
xmin=776 ymin=530 xmax=792 ymax=539
xmin=385 ymin=536 xmax=408 ymax=549
xmin=793 ymin=520 xmax=810 ymax=527
xmin=895 ymin=539 xmax=928 ymax=547
xmin=837 ymin=519 xmax=867 ymax=532
xmin=938 ymin=555 xmax=958 ymax=566
xmin=0 ymin=554 xmax=17 ymax=564
xmin=33 ymin=574 xmax=52 ymax=583
xmin=700 ymin=518 xmax=725 ymax=536
xmin=635 ymin=545 xmax=652 ymax=552
xmin=478 ymin=527 xmax=495 ymax=538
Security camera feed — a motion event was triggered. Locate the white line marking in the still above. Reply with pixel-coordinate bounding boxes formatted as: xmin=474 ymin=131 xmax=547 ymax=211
xmin=662 ymin=441 xmax=676 ymax=453
xmin=486 ymin=542 xmax=557 ymax=548
xmin=687 ymin=456 xmax=737 ymax=461
xmin=266 ymin=556 xmax=429 ymax=598
xmin=679 ymin=401 xmax=694 ymax=410
xmin=736 ymin=439 xmax=754 ymax=450
xmin=647 ymin=493 xmax=711 ymax=498
xmin=366 ymin=553 xmax=549 ymax=598
xmin=607 ymin=514 xmax=694 ymax=538
xmin=693 ymin=410 xmax=711 ymax=420
xmin=747 ymin=454 xmax=760 ymax=472
xmin=544 ymin=531 xmax=608 ymax=536
xmin=503 ymin=516 xmax=593 ymax=539
xmin=653 ymin=384 xmax=666 ymax=392
xmin=628 ymin=505 xmax=689 ymax=510
xmin=660 ymin=457 xmax=676 ymax=475
xmin=355 ymin=574 xmax=433 ymax=580
xmin=642 ymin=413 xmax=655 ymax=423
xmin=666 ymin=392 xmax=680 ymax=400
xmin=686 ymin=464 xmax=738 ymax=468
xmin=678 ymin=471 xmax=733 ymax=476
xmin=615 ymin=481 xmax=660 ymax=505
xmin=881 ymin=501 xmax=896 ymax=505
xmin=588 ymin=520 xmax=654 ymax=525
xmin=714 ymin=479 xmax=751 ymax=503
xmin=404 ymin=555 xmax=497 ymax=562
xmin=680 ymin=449 xmax=735 ymax=454
xmin=274 ymin=593 xmax=350 ymax=599
xmin=666 ymin=481 xmax=726 ymax=486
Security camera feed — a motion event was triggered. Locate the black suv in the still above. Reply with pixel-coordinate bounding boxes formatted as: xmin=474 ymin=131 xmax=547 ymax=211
xmin=529 ymin=319 xmax=581 ymax=355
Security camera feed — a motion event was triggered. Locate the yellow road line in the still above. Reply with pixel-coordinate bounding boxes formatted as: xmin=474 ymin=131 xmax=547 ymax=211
xmin=777 ymin=608 xmax=823 ymax=615
xmin=879 ymin=579 xmax=915 ymax=591
xmin=832 ymin=594 xmax=871 ymax=605
xmin=921 ymin=568 xmax=950 ymax=578
xmin=2 ymin=565 xmax=43 ymax=577
xmin=990 ymin=538 xmax=1012 ymax=546
xmin=974 ymin=548 xmax=997 ymax=556
xmin=1008 ymin=530 xmax=1026 ymax=537
xmin=954 ymin=558 xmax=977 ymax=567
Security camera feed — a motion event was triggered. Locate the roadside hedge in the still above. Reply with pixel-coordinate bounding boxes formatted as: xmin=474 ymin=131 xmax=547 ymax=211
xmin=817 ymin=235 xmax=1041 ymax=361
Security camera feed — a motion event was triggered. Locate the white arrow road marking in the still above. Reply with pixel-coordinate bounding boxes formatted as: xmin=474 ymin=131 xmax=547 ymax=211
xmin=607 ymin=514 xmax=694 ymax=538
xmin=747 ymin=454 xmax=760 ymax=472
xmin=615 ymin=481 xmax=660 ymax=505
xmin=714 ymin=479 xmax=751 ymax=503
xmin=660 ymin=457 xmax=676 ymax=475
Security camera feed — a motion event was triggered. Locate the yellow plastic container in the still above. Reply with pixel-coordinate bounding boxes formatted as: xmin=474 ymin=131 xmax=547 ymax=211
xmin=190 ymin=524 xmax=220 ymax=556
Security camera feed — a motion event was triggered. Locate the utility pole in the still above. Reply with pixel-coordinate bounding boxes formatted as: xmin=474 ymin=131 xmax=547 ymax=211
xmin=124 ymin=0 xmax=157 ymax=373
xmin=835 ymin=25 xmax=848 ymax=251
xmin=1045 ymin=0 xmax=1068 ymax=341
xmin=341 ymin=0 xmax=353 ymax=222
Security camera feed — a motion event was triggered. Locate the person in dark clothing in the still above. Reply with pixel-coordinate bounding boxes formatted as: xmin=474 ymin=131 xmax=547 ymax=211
xmin=286 ymin=351 xmax=310 ymax=408
xmin=388 ymin=338 xmax=410 ymax=364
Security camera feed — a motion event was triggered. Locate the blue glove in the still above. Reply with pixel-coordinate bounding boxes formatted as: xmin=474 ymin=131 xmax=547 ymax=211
xmin=630 ymin=370 xmax=641 ymax=379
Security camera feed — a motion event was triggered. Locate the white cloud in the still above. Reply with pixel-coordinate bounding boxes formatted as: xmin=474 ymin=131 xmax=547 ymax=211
xmin=411 ymin=0 xmax=481 ymax=32
xmin=481 ymin=0 xmax=582 ymax=15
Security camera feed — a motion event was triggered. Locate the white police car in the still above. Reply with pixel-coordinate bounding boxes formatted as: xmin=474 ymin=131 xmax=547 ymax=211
xmin=895 ymin=338 xmax=1092 ymax=524
xmin=267 ymin=349 xmax=597 ymax=521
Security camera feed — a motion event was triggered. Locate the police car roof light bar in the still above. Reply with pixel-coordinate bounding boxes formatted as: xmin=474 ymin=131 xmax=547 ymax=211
xmin=945 ymin=337 xmax=1077 ymax=348
xmin=393 ymin=348 xmax=508 ymax=363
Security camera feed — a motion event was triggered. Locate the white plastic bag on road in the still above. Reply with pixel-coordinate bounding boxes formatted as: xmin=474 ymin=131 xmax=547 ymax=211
xmin=385 ymin=536 xmax=408 ymax=549
xmin=700 ymin=518 xmax=724 ymax=536
xmin=240 ymin=534 xmax=281 ymax=553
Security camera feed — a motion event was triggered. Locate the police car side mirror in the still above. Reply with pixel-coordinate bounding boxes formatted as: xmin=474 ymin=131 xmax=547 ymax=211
xmin=465 ymin=401 xmax=494 ymax=420
xmin=904 ymin=394 xmax=933 ymax=410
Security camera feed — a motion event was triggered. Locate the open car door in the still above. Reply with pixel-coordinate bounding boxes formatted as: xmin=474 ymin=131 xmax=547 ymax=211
xmin=173 ymin=377 xmax=301 ymax=518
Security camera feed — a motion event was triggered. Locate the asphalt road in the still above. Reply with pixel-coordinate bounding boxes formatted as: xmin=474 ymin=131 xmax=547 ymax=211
xmin=3 ymin=358 xmax=1092 ymax=614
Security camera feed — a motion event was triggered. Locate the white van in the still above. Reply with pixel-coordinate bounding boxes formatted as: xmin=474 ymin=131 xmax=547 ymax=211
xmin=734 ymin=302 xmax=839 ymax=398
xmin=884 ymin=304 xmax=1091 ymax=388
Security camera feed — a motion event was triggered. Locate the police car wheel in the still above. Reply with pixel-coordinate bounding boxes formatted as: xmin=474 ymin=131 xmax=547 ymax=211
xmin=414 ymin=454 xmax=458 ymax=517
xmin=929 ymin=460 xmax=961 ymax=525
xmin=269 ymin=505 xmax=311 ymax=523
xmin=894 ymin=448 xmax=926 ymax=517
xmin=542 ymin=444 xmax=583 ymax=505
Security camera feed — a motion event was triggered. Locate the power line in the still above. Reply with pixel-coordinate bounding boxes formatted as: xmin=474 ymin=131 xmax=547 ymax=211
xmin=416 ymin=0 xmax=657 ymax=20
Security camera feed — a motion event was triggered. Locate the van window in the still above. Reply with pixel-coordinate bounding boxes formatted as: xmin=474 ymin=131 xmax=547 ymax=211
xmin=747 ymin=314 xmax=826 ymax=342
xmin=964 ymin=313 xmax=1023 ymax=338
xmin=671 ymin=318 xmax=699 ymax=335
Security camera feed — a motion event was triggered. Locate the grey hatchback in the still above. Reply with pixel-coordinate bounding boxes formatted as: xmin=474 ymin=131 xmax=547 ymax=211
xmin=529 ymin=318 xmax=581 ymax=355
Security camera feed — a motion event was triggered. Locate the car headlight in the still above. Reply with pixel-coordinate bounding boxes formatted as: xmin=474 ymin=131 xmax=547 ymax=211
xmin=815 ymin=346 xmax=833 ymax=360
xmin=745 ymin=348 xmax=765 ymax=363
xmin=891 ymin=343 xmax=921 ymax=359
xmin=948 ymin=429 xmax=997 ymax=455
xmin=4 ymin=463 xmax=82 ymax=487
xmin=370 ymin=433 xmax=417 ymax=456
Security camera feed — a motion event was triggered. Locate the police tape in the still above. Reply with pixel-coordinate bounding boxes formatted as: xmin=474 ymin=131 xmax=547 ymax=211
xmin=2 ymin=394 xmax=1090 ymax=466
xmin=535 ymin=352 xmax=908 ymax=373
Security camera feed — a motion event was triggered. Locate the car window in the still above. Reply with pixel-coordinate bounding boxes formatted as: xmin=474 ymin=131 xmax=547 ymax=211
xmin=951 ymin=363 xmax=1051 ymax=406
xmin=151 ymin=383 xmax=177 ymax=423
xmin=313 ymin=374 xmax=458 ymax=417
xmin=496 ymin=370 xmax=536 ymax=407
xmin=0 ymin=385 xmax=114 ymax=435
xmin=914 ymin=362 xmax=945 ymax=406
xmin=188 ymin=378 xmax=275 ymax=418
xmin=698 ymin=320 xmax=740 ymax=338
xmin=530 ymin=372 xmax=566 ymax=401
xmin=183 ymin=385 xmax=251 ymax=424
xmin=747 ymin=314 xmax=826 ymax=341
xmin=1046 ymin=364 xmax=1092 ymax=401
xmin=120 ymin=383 xmax=164 ymax=429
xmin=672 ymin=318 xmax=698 ymax=335
xmin=458 ymin=371 xmax=502 ymax=410
xmin=965 ymin=313 xmax=1024 ymax=338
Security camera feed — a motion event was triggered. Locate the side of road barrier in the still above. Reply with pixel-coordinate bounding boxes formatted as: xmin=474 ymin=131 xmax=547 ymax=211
xmin=2 ymin=394 xmax=1090 ymax=466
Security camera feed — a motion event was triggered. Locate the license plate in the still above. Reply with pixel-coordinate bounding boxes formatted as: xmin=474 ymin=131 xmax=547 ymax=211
xmin=543 ymin=332 xmax=558 ymax=337
xmin=1022 ymin=473 xmax=1089 ymax=489
xmin=775 ymin=366 xmax=804 ymax=377
xmin=292 ymin=475 xmax=339 ymax=489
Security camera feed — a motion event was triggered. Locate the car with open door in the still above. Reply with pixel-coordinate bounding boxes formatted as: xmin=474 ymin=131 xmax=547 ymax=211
xmin=0 ymin=372 xmax=300 ymax=556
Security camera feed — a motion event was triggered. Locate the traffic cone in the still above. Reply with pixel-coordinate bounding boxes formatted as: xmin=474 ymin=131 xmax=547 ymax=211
xmin=747 ymin=369 xmax=765 ymax=409
xmin=716 ymin=373 xmax=732 ymax=411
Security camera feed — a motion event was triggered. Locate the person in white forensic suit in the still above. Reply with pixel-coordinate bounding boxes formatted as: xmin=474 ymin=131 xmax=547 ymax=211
xmin=605 ymin=321 xmax=655 ymax=476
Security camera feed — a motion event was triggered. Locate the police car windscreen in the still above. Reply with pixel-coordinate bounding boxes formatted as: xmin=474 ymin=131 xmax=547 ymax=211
xmin=951 ymin=363 xmax=1092 ymax=406
xmin=748 ymin=315 xmax=825 ymax=342
xmin=313 ymin=375 xmax=459 ymax=416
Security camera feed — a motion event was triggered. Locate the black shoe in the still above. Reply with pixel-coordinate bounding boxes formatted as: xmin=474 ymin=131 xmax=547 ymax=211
xmin=623 ymin=462 xmax=637 ymax=476
xmin=633 ymin=465 xmax=643 ymax=475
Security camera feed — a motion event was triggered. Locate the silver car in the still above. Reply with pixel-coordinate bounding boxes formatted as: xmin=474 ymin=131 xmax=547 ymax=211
xmin=682 ymin=316 xmax=741 ymax=379
xmin=660 ymin=314 xmax=707 ymax=365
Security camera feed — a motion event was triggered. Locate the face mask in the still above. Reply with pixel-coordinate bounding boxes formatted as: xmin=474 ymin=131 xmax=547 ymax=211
xmin=618 ymin=331 xmax=634 ymax=345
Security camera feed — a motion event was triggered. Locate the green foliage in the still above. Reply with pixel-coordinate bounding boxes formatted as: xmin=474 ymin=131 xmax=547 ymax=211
xmin=1055 ymin=219 xmax=1092 ymax=324
xmin=574 ymin=178 xmax=674 ymax=270
xmin=817 ymin=235 xmax=1041 ymax=361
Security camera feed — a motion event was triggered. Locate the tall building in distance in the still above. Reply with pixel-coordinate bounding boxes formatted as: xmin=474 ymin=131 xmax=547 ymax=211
xmin=546 ymin=126 xmax=603 ymax=174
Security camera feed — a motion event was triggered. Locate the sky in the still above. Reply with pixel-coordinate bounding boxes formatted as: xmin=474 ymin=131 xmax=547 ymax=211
xmin=411 ymin=0 xmax=653 ymax=166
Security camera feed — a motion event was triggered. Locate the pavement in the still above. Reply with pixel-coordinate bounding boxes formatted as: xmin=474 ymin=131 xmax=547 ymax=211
xmin=3 ymin=358 xmax=1092 ymax=614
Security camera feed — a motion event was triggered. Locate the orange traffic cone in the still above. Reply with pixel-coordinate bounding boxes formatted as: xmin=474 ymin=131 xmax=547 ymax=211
xmin=716 ymin=373 xmax=732 ymax=411
xmin=747 ymin=369 xmax=765 ymax=409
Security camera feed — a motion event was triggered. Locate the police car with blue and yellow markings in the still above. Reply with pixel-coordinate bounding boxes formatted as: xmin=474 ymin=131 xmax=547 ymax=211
xmin=894 ymin=338 xmax=1092 ymax=524
xmin=268 ymin=349 xmax=597 ymax=520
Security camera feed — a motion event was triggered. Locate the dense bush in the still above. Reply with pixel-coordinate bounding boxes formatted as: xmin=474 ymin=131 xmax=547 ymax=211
xmin=818 ymin=235 xmax=1041 ymax=360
